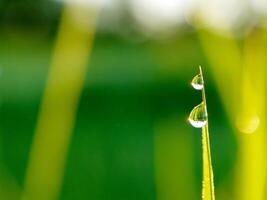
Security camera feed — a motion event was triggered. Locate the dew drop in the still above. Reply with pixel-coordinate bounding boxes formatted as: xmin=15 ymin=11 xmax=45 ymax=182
xmin=188 ymin=102 xmax=207 ymax=128
xmin=191 ymin=74 xmax=203 ymax=90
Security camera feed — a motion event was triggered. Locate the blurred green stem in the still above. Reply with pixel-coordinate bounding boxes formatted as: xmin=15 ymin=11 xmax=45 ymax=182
xmin=22 ymin=4 xmax=97 ymax=200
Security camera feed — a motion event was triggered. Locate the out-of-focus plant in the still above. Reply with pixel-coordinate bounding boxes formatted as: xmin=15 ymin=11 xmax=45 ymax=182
xmin=198 ymin=26 xmax=267 ymax=200
xmin=22 ymin=4 xmax=98 ymax=200
xmin=235 ymin=29 xmax=267 ymax=200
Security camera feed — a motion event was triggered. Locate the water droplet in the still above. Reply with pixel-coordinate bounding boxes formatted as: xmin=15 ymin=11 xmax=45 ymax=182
xmin=188 ymin=102 xmax=207 ymax=128
xmin=191 ymin=74 xmax=203 ymax=90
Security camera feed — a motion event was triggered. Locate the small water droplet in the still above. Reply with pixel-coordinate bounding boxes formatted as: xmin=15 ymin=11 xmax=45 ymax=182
xmin=188 ymin=102 xmax=207 ymax=128
xmin=191 ymin=74 xmax=203 ymax=90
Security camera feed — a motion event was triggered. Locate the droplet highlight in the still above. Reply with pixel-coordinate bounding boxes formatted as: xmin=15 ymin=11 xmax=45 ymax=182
xmin=188 ymin=102 xmax=207 ymax=128
xmin=191 ymin=74 xmax=203 ymax=90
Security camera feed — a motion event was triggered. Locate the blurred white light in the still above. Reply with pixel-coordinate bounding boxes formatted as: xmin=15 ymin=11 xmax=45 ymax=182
xmin=130 ymin=0 xmax=195 ymax=32
xmin=250 ymin=0 xmax=267 ymax=14
xmin=55 ymin=0 xmax=112 ymax=7
xmin=53 ymin=0 xmax=267 ymax=35
xmin=196 ymin=0 xmax=248 ymax=31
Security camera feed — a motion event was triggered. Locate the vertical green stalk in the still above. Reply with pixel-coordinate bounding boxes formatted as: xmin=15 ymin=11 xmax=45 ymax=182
xmin=235 ymin=29 xmax=267 ymax=200
xmin=199 ymin=67 xmax=215 ymax=200
xmin=22 ymin=5 xmax=98 ymax=200
xmin=189 ymin=66 xmax=215 ymax=200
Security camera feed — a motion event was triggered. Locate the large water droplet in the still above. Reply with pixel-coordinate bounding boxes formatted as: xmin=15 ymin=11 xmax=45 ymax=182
xmin=188 ymin=102 xmax=207 ymax=128
xmin=191 ymin=74 xmax=203 ymax=90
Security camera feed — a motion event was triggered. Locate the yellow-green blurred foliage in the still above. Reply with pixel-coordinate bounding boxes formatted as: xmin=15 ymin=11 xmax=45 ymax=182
xmin=0 ymin=1 xmax=267 ymax=200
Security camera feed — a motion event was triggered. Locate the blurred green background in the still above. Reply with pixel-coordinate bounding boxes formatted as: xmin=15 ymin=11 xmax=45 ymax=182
xmin=0 ymin=0 xmax=266 ymax=200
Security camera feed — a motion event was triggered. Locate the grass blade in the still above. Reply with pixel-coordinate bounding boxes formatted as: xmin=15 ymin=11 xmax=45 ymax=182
xmin=201 ymin=124 xmax=215 ymax=200
xmin=199 ymin=67 xmax=215 ymax=200
xmin=22 ymin=5 xmax=97 ymax=200
xmin=189 ymin=66 xmax=215 ymax=199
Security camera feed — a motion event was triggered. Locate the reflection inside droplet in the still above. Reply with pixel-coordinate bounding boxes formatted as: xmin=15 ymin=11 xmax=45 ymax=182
xmin=188 ymin=102 xmax=207 ymax=128
xmin=236 ymin=113 xmax=260 ymax=134
xmin=191 ymin=74 xmax=203 ymax=90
